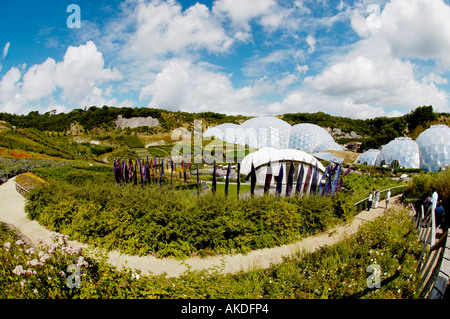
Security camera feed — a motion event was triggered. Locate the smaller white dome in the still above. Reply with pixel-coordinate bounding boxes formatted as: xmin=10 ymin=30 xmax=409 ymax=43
xmin=355 ymin=149 xmax=380 ymax=166
xmin=375 ymin=137 xmax=420 ymax=169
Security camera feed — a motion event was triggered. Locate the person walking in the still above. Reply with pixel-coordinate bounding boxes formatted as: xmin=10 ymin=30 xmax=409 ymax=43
xmin=367 ymin=191 xmax=373 ymax=211
xmin=435 ymin=200 xmax=445 ymax=230
xmin=374 ymin=189 xmax=380 ymax=209
xmin=385 ymin=189 xmax=391 ymax=210
xmin=430 ymin=187 xmax=439 ymax=212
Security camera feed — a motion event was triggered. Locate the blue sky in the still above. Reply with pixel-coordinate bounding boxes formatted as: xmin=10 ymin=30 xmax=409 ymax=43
xmin=1 ymin=0 xmax=450 ymax=119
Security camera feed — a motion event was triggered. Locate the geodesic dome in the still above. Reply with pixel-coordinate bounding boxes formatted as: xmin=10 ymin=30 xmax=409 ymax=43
xmin=416 ymin=125 xmax=450 ymax=172
xmin=374 ymin=137 xmax=420 ymax=169
xmin=288 ymin=123 xmax=343 ymax=153
xmin=203 ymin=116 xmax=343 ymax=153
xmin=239 ymin=116 xmax=291 ymax=149
xmin=355 ymin=149 xmax=380 ymax=166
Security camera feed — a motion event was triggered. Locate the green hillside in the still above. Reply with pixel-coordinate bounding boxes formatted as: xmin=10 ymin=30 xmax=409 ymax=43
xmin=0 ymin=105 xmax=448 ymax=160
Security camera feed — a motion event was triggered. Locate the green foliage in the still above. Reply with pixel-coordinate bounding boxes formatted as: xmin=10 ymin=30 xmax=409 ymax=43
xmin=32 ymin=165 xmax=113 ymax=186
xmin=341 ymin=172 xmax=405 ymax=201
xmin=0 ymin=128 xmax=74 ymax=159
xmin=25 ymin=167 xmax=346 ymax=258
xmin=405 ymin=105 xmax=437 ymax=134
xmin=116 ymin=135 xmax=145 ymax=149
xmin=405 ymin=170 xmax=450 ymax=214
xmin=0 ymin=206 xmax=422 ymax=299
xmin=89 ymin=145 xmax=113 ymax=156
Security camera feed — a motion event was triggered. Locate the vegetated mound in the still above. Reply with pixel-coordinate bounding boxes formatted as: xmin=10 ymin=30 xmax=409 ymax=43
xmin=24 ymin=164 xmax=406 ymax=259
xmin=24 ymin=165 xmax=357 ymax=259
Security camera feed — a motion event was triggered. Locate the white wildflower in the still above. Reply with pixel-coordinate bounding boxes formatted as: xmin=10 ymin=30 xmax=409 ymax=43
xmin=12 ymin=265 xmax=25 ymax=276
xmin=27 ymin=259 xmax=39 ymax=267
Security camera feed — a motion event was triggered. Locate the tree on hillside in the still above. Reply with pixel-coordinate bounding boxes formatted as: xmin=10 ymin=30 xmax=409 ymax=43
xmin=405 ymin=105 xmax=437 ymax=133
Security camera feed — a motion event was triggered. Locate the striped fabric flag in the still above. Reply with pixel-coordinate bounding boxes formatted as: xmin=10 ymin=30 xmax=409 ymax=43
xmin=197 ymin=165 xmax=200 ymax=196
xmin=309 ymin=162 xmax=319 ymax=195
xmin=324 ymin=164 xmax=338 ymax=196
xmin=138 ymin=157 xmax=143 ymax=187
xmin=285 ymin=160 xmax=295 ymax=197
xmin=225 ymin=163 xmax=231 ymax=197
xmin=237 ymin=162 xmax=241 ymax=199
xmin=133 ymin=161 xmax=137 ymax=186
xmin=295 ymin=163 xmax=304 ymax=195
xmin=250 ymin=162 xmax=257 ymax=196
xmin=264 ymin=161 xmax=272 ymax=194
xmin=331 ymin=164 xmax=342 ymax=195
xmin=212 ymin=161 xmax=217 ymax=195
xmin=303 ymin=161 xmax=313 ymax=194
xmin=146 ymin=156 xmax=150 ymax=185
xmin=275 ymin=164 xmax=284 ymax=198
xmin=121 ymin=159 xmax=125 ymax=183
xmin=317 ymin=162 xmax=331 ymax=196
xmin=336 ymin=167 xmax=353 ymax=192
xmin=113 ymin=159 xmax=119 ymax=184
xmin=170 ymin=158 xmax=174 ymax=185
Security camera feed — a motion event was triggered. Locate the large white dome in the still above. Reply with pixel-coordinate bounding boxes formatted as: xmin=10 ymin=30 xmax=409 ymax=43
xmin=203 ymin=116 xmax=342 ymax=153
xmin=375 ymin=137 xmax=420 ymax=169
xmin=289 ymin=123 xmax=343 ymax=153
xmin=416 ymin=125 xmax=450 ymax=172
xmin=240 ymin=116 xmax=291 ymax=149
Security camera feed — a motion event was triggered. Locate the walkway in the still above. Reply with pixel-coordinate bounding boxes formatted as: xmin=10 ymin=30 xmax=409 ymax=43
xmin=0 ymin=177 xmax=399 ymax=277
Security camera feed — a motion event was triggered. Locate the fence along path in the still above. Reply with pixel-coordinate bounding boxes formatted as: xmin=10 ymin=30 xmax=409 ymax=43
xmin=409 ymin=203 xmax=449 ymax=299
xmin=0 ymin=177 xmax=406 ymax=278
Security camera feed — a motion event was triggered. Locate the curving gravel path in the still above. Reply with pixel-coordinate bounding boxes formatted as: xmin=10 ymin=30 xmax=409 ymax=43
xmin=0 ymin=177 xmax=398 ymax=277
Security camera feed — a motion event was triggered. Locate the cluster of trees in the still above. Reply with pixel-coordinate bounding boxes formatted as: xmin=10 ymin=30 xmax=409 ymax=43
xmin=284 ymin=106 xmax=442 ymax=152
xmin=0 ymin=106 xmax=250 ymax=134
xmin=0 ymin=105 xmax=446 ymax=151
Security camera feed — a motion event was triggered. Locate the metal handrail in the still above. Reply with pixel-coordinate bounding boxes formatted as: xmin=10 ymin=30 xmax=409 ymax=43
xmin=353 ymin=184 xmax=408 ymax=207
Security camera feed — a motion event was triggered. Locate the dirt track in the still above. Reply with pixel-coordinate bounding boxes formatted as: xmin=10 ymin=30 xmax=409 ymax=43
xmin=0 ymin=177 xmax=398 ymax=277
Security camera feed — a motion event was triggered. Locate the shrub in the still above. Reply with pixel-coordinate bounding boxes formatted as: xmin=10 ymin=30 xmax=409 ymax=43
xmin=25 ymin=179 xmax=345 ymax=259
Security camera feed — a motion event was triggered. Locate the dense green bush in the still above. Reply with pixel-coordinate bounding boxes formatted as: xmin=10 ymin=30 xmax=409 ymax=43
xmin=116 ymin=135 xmax=145 ymax=149
xmin=405 ymin=170 xmax=449 ymax=218
xmin=25 ymin=178 xmax=346 ymax=258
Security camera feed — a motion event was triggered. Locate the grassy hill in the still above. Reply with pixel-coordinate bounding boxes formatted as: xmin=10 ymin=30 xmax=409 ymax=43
xmin=0 ymin=105 xmax=448 ymax=161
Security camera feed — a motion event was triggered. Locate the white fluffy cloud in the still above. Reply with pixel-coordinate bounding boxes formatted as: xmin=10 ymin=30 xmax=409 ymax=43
xmin=0 ymin=41 xmax=122 ymax=114
xmin=352 ymin=0 xmax=450 ymax=68
xmin=379 ymin=0 xmax=450 ymax=67
xmin=128 ymin=0 xmax=233 ymax=57
xmin=308 ymin=39 xmax=448 ymax=110
xmin=140 ymin=59 xmax=259 ymax=114
xmin=213 ymin=0 xmax=275 ymax=28
xmin=2 ymin=42 xmax=10 ymax=59
xmin=306 ymin=0 xmax=450 ymax=114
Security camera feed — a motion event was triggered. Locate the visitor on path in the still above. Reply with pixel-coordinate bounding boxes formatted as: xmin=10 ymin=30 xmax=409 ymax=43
xmin=427 ymin=187 xmax=439 ymax=215
xmin=385 ymin=189 xmax=391 ymax=210
xmin=367 ymin=192 xmax=373 ymax=211
xmin=435 ymin=200 xmax=445 ymax=230
xmin=374 ymin=189 xmax=380 ymax=209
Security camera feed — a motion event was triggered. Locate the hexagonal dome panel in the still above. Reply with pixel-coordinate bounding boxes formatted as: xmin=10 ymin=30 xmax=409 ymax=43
xmin=355 ymin=149 xmax=380 ymax=166
xmin=288 ymin=123 xmax=343 ymax=153
xmin=375 ymin=137 xmax=420 ymax=169
xmin=416 ymin=125 xmax=450 ymax=172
